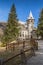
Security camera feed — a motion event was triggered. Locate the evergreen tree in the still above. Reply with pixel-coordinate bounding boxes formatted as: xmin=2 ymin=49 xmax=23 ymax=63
xmin=3 ymin=4 xmax=19 ymax=44
xmin=37 ymin=8 xmax=43 ymax=38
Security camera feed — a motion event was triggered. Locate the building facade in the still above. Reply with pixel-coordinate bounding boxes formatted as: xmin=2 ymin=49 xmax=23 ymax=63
xmin=18 ymin=11 xmax=35 ymax=40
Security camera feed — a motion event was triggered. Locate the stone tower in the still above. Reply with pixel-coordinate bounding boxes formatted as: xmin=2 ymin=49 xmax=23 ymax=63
xmin=27 ymin=11 xmax=34 ymax=38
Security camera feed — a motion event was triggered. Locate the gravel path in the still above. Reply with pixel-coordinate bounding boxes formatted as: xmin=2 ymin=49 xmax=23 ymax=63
xmin=27 ymin=54 xmax=43 ymax=65
xmin=27 ymin=40 xmax=43 ymax=65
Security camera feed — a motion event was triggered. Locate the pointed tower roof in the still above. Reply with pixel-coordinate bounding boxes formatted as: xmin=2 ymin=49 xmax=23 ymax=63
xmin=28 ymin=11 xmax=34 ymax=19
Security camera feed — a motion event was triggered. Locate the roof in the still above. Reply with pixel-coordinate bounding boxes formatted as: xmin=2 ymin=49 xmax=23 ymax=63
xmin=18 ymin=20 xmax=25 ymax=24
xmin=28 ymin=11 xmax=34 ymax=19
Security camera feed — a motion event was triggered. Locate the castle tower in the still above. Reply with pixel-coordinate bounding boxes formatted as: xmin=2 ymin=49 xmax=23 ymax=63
xmin=27 ymin=11 xmax=34 ymax=38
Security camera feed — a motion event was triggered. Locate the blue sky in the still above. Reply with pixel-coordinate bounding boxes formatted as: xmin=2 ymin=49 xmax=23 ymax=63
xmin=0 ymin=0 xmax=43 ymax=27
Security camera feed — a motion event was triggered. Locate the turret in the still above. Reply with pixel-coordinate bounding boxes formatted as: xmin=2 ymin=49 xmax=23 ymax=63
xmin=27 ymin=11 xmax=34 ymax=38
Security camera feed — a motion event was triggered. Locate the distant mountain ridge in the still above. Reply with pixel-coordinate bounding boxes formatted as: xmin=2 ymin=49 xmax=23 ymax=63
xmin=0 ymin=22 xmax=7 ymax=36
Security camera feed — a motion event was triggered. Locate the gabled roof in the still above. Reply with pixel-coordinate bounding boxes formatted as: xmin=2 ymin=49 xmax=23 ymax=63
xmin=28 ymin=11 xmax=34 ymax=19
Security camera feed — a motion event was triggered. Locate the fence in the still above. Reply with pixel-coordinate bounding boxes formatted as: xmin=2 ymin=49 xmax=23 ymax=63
xmin=0 ymin=39 xmax=37 ymax=65
xmin=0 ymin=47 xmax=35 ymax=65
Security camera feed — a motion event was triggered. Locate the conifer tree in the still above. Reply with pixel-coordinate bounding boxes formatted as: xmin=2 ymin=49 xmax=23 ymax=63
xmin=37 ymin=8 xmax=43 ymax=38
xmin=3 ymin=4 xmax=19 ymax=44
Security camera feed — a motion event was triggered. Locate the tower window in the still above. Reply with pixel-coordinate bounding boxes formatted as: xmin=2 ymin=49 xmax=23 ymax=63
xmin=31 ymin=17 xmax=32 ymax=19
xmin=31 ymin=20 xmax=32 ymax=22
xmin=20 ymin=34 xmax=21 ymax=37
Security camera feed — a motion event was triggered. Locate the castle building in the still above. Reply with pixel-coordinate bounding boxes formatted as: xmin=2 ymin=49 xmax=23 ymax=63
xmin=0 ymin=11 xmax=35 ymax=41
xmin=18 ymin=11 xmax=34 ymax=40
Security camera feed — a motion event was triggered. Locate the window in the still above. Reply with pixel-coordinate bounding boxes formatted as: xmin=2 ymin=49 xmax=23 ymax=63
xmin=23 ymin=34 xmax=24 ymax=37
xmin=19 ymin=32 xmax=21 ymax=36
xmin=23 ymin=31 xmax=24 ymax=34
xmin=20 ymin=33 xmax=21 ymax=37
